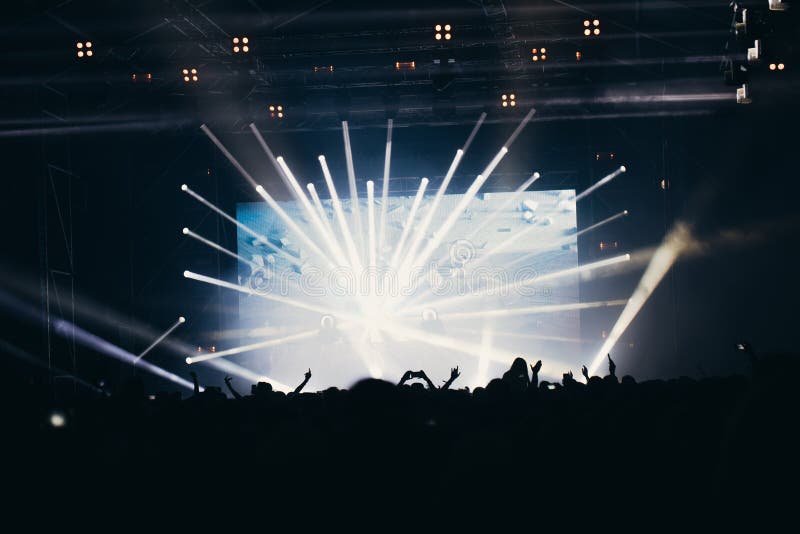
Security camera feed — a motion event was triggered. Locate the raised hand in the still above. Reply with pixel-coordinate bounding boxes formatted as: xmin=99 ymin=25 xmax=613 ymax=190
xmin=530 ymin=360 xmax=542 ymax=375
xmin=581 ymin=365 xmax=589 ymax=381
xmin=305 ymin=368 xmax=312 ymax=380
xmin=608 ymin=354 xmax=616 ymax=376
xmin=224 ymin=375 xmax=232 ymax=384
xmin=450 ymin=366 xmax=461 ymax=380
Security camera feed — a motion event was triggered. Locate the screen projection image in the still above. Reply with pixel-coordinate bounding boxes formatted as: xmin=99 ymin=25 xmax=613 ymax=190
xmin=235 ymin=188 xmax=580 ymax=389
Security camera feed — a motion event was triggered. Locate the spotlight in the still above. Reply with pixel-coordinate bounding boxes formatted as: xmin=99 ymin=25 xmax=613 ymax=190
xmin=185 ymin=357 xmax=193 ymax=364
xmin=395 ymin=60 xmax=416 ymax=70
xmin=770 ymin=62 xmax=786 ymax=71
xmin=747 ymin=39 xmax=761 ymax=64
xmin=768 ymin=0 xmax=788 ymax=11
xmin=233 ymin=36 xmax=250 ymax=53
xmin=268 ymin=104 xmax=284 ymax=119
xmin=736 ymin=83 xmax=751 ymax=104
xmin=531 ymin=47 xmax=547 ymax=61
xmin=76 ymin=41 xmax=93 ymax=58
xmin=182 ymin=68 xmax=198 ymax=83
xmin=182 ymin=227 xmax=189 ymax=235
xmin=314 ymin=65 xmax=335 ymax=73
xmin=179 ymin=316 xmax=186 ymax=323
xmin=583 ymin=19 xmax=600 ymax=36
xmin=49 ymin=412 xmax=67 ymax=428
xmin=576 ymin=51 xmax=582 ymax=61
xmin=181 ymin=184 xmax=188 ymax=191
xmin=500 ymin=93 xmax=517 ymax=108
xmin=435 ymin=24 xmax=452 ymax=41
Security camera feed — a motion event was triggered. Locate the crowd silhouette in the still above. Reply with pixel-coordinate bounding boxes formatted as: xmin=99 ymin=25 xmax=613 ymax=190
xmin=4 ymin=350 xmax=799 ymax=523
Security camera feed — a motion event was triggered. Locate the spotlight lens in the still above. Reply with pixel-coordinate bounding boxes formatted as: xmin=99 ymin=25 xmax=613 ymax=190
xmin=594 ymin=28 xmax=600 ymax=35
xmin=242 ymin=46 xmax=249 ymax=52
xmin=277 ymin=106 xmax=283 ymax=111
xmin=49 ymin=412 xmax=66 ymax=428
xmin=233 ymin=37 xmax=239 ymax=44
xmin=181 ymin=184 xmax=188 ymax=191
xmin=183 ymin=270 xmax=190 ymax=277
xmin=179 ymin=316 xmax=186 ymax=323
xmin=182 ymin=69 xmax=188 ymax=75
xmin=192 ymin=75 xmax=198 ymax=81
xmin=435 ymin=33 xmax=442 ymax=40
xmin=533 ymin=56 xmax=538 ymax=61
xmin=502 ymin=94 xmax=507 ymax=100
xmin=86 ymin=50 xmax=93 ymax=56
xmin=445 ymin=24 xmax=451 ymax=31
xmin=86 ymin=41 xmax=92 ymax=48
xmin=502 ymin=101 xmax=508 ymax=107
xmin=770 ymin=63 xmax=776 ymax=70
xmin=269 ymin=105 xmax=275 ymax=111
xmin=541 ymin=47 xmax=546 ymax=53
xmin=435 ymin=25 xmax=442 ymax=31
xmin=184 ymin=76 xmax=190 ymax=82
xmin=76 ymin=42 xmax=83 ymax=48
xmin=277 ymin=112 xmax=283 ymax=118
xmin=234 ymin=46 xmax=240 ymax=53
xmin=593 ymin=19 xmax=599 ymax=26
xmin=185 ymin=357 xmax=192 ymax=364
xmin=584 ymin=20 xmax=590 ymax=27
xmin=77 ymin=51 xmax=84 ymax=57
xmin=242 ymin=37 xmax=249 ymax=44
xmin=445 ymin=33 xmax=451 ymax=40
xmin=510 ymin=101 xmax=516 ymax=106
xmin=510 ymin=93 xmax=515 ymax=99
xmin=778 ymin=63 xmax=785 ymax=70
xmin=620 ymin=165 xmax=627 ymax=172
xmin=584 ymin=29 xmax=591 ymax=36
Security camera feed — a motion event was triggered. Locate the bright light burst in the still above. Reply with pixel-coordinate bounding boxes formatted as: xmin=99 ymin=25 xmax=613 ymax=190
xmin=182 ymin=111 xmax=632 ymax=387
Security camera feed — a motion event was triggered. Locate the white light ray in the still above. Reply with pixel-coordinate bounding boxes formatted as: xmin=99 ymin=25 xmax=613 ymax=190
xmin=183 ymin=270 xmax=346 ymax=318
xmin=388 ymin=177 xmax=429 ymax=272
xmin=575 ymin=166 xmax=627 ymax=202
xmin=134 ymin=316 xmax=186 ymax=364
xmin=319 ymin=155 xmax=363 ymax=273
xmin=405 ymin=253 xmax=631 ymax=314
xmin=182 ymin=184 xmax=302 ymax=268
xmin=367 ymin=180 xmax=377 ymax=269
xmin=439 ymin=299 xmax=627 ymax=321
xmin=588 ymin=223 xmax=691 ymax=375
xmin=342 ymin=121 xmax=364 ymax=253
xmin=201 ymin=357 xmax=293 ymax=392
xmin=183 ymin=227 xmax=259 ymax=268
xmin=186 ymin=329 xmax=320 ymax=364
xmin=378 ymin=119 xmax=393 ymax=254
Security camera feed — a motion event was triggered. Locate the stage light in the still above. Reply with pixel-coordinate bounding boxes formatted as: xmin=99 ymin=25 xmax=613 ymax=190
xmin=778 ymin=63 xmax=785 ymax=70
xmin=269 ymin=104 xmax=284 ymax=119
xmin=49 ymin=412 xmax=66 ymax=428
xmin=314 ymin=65 xmax=334 ymax=73
xmin=501 ymin=93 xmax=517 ymax=107
xmin=576 ymin=51 xmax=582 ymax=61
xmin=531 ymin=47 xmax=547 ymax=61
xmin=182 ymin=68 xmax=198 ymax=83
xmin=769 ymin=0 xmax=788 ymax=11
xmin=395 ymin=60 xmax=416 ymax=70
xmin=583 ymin=19 xmax=600 ymax=36
xmin=76 ymin=41 xmax=93 ymax=58
xmin=435 ymin=24 xmax=452 ymax=41
xmin=747 ymin=39 xmax=761 ymax=64
xmin=736 ymin=84 xmax=751 ymax=104
xmin=179 ymin=316 xmax=186 ymax=323
xmin=233 ymin=36 xmax=249 ymax=53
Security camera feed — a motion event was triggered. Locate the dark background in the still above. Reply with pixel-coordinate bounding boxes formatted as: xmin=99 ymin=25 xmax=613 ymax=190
xmin=1 ymin=0 xmax=798 ymax=393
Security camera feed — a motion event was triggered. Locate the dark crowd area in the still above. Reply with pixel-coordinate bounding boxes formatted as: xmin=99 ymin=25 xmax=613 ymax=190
xmin=3 ymin=353 xmax=799 ymax=524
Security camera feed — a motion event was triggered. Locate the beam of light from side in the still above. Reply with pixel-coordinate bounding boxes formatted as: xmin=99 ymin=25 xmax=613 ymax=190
xmin=378 ymin=118 xmax=393 ymax=255
xmin=182 ymin=185 xmax=303 ymax=268
xmin=134 ymin=316 xmax=186 ymax=364
xmin=388 ymin=177 xmax=429 ymax=273
xmin=248 ymin=123 xmax=294 ymax=191
xmin=306 ymin=182 xmax=348 ymax=267
xmin=183 ymin=270 xmax=348 ymax=318
xmin=464 ymin=221 xmax=543 ymax=271
xmin=396 ymin=149 xmax=464 ymax=278
xmin=461 ymin=111 xmax=487 ymax=153
xmin=439 ymin=299 xmax=628 ymax=321
xmin=254 ymin=184 xmax=336 ymax=269
xmin=185 ymin=329 xmax=320 ymax=364
xmin=201 ymin=358 xmax=293 ymax=393
xmin=183 ymin=227 xmax=260 ymax=269
xmin=319 ymin=155 xmax=364 ymax=274
xmin=503 ymin=108 xmax=536 ymax=148
xmin=367 ymin=180 xmax=377 ymax=270
xmin=505 ymin=210 xmax=629 ymax=269
xmin=575 ymin=166 xmax=627 ymax=202
xmin=276 ymin=156 xmax=349 ymax=266
xmin=200 ymin=124 xmax=334 ymax=269
xmin=201 ymin=124 xmax=259 ymax=189
xmin=341 ymin=121 xmax=365 ymax=254
xmin=52 ymin=318 xmax=195 ymax=391
xmin=588 ymin=223 xmax=691 ymax=375
xmin=403 ymin=254 xmax=631 ymax=314
xmin=474 ymin=321 xmax=494 ymax=389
